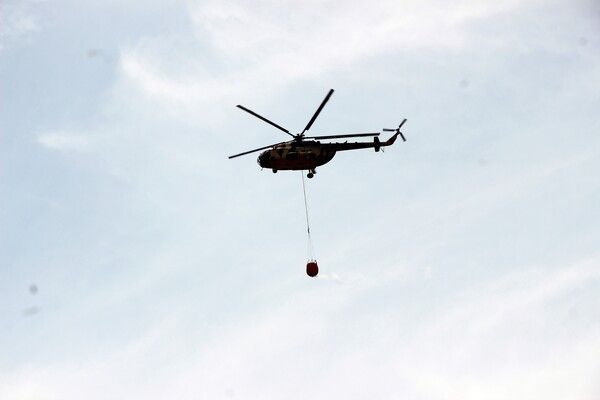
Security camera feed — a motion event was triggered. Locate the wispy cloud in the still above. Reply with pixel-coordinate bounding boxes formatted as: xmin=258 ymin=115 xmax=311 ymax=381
xmin=3 ymin=1 xmax=600 ymax=399
xmin=36 ymin=131 xmax=91 ymax=152
xmin=0 ymin=0 xmax=41 ymax=50
xmin=115 ymin=0 xmax=535 ymax=122
xmin=1 ymin=256 xmax=598 ymax=399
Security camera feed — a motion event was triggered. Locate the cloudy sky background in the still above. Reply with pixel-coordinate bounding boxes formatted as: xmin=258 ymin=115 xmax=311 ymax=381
xmin=1 ymin=0 xmax=600 ymax=398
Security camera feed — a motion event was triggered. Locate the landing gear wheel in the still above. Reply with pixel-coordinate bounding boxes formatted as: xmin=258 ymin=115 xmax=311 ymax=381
xmin=307 ymin=172 xmax=314 ymax=179
xmin=272 ymin=169 xmax=277 ymax=173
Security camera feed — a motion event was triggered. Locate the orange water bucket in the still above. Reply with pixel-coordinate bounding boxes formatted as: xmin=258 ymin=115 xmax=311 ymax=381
xmin=306 ymin=261 xmax=318 ymax=277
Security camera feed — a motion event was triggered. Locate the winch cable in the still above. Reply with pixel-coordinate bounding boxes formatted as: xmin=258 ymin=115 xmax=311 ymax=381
xmin=301 ymin=172 xmax=315 ymax=261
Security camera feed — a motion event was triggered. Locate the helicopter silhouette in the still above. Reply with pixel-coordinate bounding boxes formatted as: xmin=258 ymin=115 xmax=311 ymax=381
xmin=229 ymin=89 xmax=406 ymax=178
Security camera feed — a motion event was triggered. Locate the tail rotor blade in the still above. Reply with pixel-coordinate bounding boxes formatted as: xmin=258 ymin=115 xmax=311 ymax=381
xmin=383 ymin=118 xmax=408 ymax=141
xmin=302 ymin=89 xmax=334 ymax=134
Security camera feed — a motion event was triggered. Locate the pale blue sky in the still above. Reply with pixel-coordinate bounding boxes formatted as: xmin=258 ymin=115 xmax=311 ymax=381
xmin=1 ymin=1 xmax=599 ymax=398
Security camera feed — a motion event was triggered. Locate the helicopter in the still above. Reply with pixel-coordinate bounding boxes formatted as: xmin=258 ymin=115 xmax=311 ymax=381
xmin=228 ymin=89 xmax=407 ymax=178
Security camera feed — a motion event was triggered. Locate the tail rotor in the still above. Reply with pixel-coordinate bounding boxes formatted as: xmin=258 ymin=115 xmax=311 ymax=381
xmin=383 ymin=118 xmax=407 ymax=142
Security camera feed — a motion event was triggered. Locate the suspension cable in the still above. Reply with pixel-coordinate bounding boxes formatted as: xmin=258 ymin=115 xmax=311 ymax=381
xmin=301 ymin=172 xmax=311 ymax=235
xmin=301 ymin=172 xmax=315 ymax=260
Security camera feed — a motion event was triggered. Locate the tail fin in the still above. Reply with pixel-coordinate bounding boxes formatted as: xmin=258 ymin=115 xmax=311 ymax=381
xmin=374 ymin=136 xmax=381 ymax=152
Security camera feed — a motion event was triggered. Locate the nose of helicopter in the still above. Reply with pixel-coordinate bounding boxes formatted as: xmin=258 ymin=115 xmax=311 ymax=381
xmin=257 ymin=151 xmax=271 ymax=167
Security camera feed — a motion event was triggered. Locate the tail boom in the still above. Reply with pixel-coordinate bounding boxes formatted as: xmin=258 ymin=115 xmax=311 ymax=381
xmin=330 ymin=132 xmax=400 ymax=152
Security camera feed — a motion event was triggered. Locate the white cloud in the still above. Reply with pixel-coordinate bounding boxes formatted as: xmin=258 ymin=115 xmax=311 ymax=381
xmin=0 ymin=1 xmax=41 ymax=49
xmin=115 ymin=0 xmax=537 ymax=123
xmin=4 ymin=1 xmax=600 ymax=399
xmin=36 ymin=132 xmax=91 ymax=152
xmin=1 ymin=256 xmax=598 ymax=399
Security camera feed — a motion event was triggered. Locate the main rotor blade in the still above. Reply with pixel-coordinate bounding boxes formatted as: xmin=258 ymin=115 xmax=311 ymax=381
xmin=228 ymin=141 xmax=287 ymax=159
xmin=304 ymin=132 xmax=380 ymax=140
xmin=302 ymin=89 xmax=334 ymax=134
xmin=236 ymin=105 xmax=295 ymax=138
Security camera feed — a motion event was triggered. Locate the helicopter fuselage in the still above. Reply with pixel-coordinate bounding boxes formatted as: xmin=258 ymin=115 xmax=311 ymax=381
xmin=257 ymin=141 xmax=335 ymax=171
xmin=256 ymin=134 xmax=399 ymax=172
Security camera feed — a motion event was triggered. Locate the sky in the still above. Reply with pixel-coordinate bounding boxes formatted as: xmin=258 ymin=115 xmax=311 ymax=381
xmin=1 ymin=0 xmax=599 ymax=398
